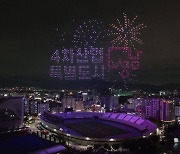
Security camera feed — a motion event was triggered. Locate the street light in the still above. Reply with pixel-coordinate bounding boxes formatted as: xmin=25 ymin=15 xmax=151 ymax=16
xmin=109 ymin=138 xmax=114 ymax=141
xmin=86 ymin=137 xmax=90 ymax=140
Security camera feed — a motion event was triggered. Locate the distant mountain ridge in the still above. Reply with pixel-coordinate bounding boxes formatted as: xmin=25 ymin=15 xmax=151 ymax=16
xmin=0 ymin=77 xmax=179 ymax=91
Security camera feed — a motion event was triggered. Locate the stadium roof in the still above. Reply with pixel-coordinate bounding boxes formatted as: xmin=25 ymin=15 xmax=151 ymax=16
xmin=0 ymin=134 xmax=65 ymax=154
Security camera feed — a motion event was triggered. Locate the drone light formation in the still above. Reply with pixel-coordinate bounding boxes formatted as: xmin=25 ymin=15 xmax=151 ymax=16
xmin=50 ymin=47 xmax=105 ymax=80
xmin=108 ymin=13 xmax=146 ymax=49
xmin=50 ymin=13 xmax=146 ymax=83
xmin=107 ymin=47 xmax=142 ymax=79
xmin=73 ymin=20 xmax=106 ymax=48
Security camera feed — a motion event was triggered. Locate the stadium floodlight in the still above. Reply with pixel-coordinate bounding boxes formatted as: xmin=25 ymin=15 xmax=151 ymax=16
xmin=85 ymin=137 xmax=90 ymax=140
xmin=174 ymin=138 xmax=179 ymax=143
xmin=109 ymin=138 xmax=114 ymax=141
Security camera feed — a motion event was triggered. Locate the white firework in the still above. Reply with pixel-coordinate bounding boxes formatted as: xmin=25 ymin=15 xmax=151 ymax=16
xmin=109 ymin=13 xmax=146 ymax=48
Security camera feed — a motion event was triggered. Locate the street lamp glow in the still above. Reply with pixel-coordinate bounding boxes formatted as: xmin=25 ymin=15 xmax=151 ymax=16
xmin=85 ymin=137 xmax=90 ymax=140
xmin=109 ymin=138 xmax=114 ymax=141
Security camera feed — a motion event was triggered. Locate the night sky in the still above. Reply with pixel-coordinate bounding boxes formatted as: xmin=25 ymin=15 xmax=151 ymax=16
xmin=0 ymin=0 xmax=180 ymax=87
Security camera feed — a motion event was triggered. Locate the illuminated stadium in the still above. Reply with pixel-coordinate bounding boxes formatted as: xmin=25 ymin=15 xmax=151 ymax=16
xmin=40 ymin=111 xmax=157 ymax=145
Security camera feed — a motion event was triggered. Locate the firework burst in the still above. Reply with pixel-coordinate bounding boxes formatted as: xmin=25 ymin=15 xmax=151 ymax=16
xmin=72 ymin=20 xmax=106 ymax=48
xmin=109 ymin=13 xmax=146 ymax=48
